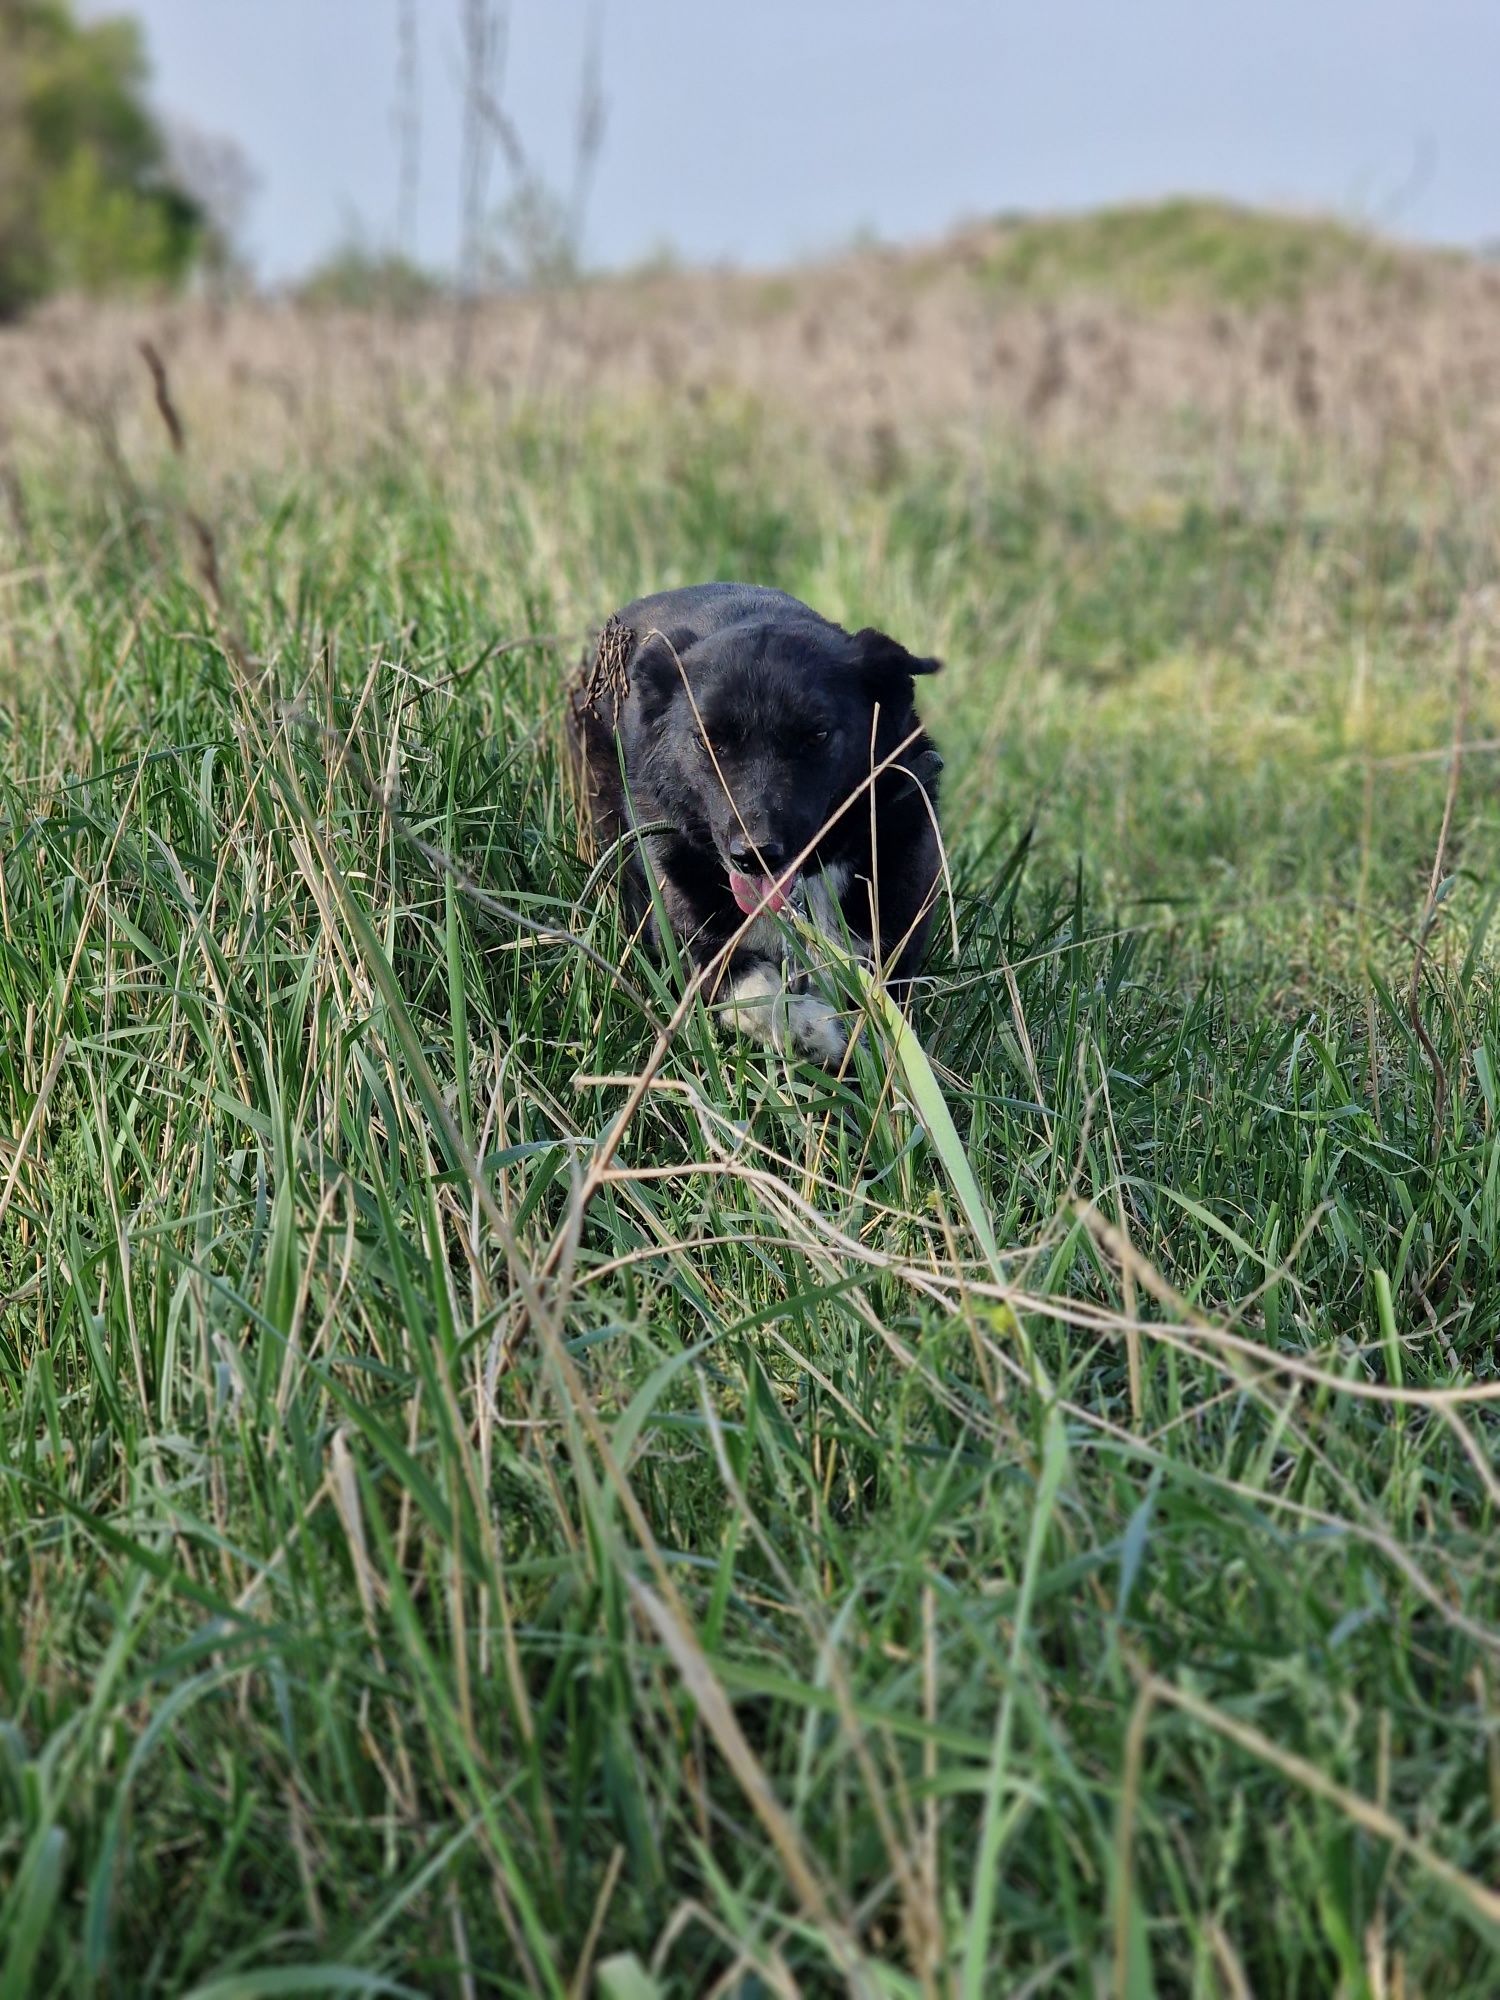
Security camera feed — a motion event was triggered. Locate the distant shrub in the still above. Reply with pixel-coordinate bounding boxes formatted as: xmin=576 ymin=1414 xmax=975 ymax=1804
xmin=294 ymin=243 xmax=445 ymax=315
xmin=0 ymin=0 xmax=209 ymax=318
xmin=481 ymin=181 xmax=583 ymax=290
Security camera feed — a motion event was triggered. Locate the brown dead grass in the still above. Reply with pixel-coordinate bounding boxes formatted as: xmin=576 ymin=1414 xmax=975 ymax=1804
xmin=4 ymin=220 xmax=1500 ymax=509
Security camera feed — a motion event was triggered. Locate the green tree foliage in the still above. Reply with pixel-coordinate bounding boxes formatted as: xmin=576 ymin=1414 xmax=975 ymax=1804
xmin=0 ymin=0 xmax=205 ymax=317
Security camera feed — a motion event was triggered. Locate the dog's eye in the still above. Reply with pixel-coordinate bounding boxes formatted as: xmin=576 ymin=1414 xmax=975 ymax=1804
xmin=808 ymin=727 xmax=831 ymax=747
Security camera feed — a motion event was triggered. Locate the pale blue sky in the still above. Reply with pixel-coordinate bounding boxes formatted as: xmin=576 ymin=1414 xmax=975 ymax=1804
xmin=100 ymin=1 xmax=1500 ymax=279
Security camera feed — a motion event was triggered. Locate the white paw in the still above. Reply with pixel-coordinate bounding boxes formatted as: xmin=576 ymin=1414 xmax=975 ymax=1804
xmin=719 ymin=965 xmax=850 ymax=1065
xmin=783 ymin=993 xmax=849 ymax=1064
xmin=719 ymin=962 xmax=783 ymax=1044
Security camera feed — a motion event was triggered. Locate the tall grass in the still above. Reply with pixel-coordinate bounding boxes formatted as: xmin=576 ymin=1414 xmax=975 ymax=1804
xmin=0 ymin=323 xmax=1497 ymax=1997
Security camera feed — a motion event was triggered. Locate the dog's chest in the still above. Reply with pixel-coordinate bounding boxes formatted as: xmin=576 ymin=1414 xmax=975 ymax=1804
xmin=740 ymin=861 xmax=866 ymax=962
xmin=803 ymin=861 xmax=857 ymax=946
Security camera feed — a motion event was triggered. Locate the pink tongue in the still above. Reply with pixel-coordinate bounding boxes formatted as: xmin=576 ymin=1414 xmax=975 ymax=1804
xmin=729 ymin=869 xmax=788 ymax=916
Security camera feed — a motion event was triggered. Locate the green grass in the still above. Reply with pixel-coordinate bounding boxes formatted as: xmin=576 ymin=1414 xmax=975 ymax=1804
xmin=1 ymin=387 xmax=1498 ymax=1998
xmin=974 ymin=199 xmax=1404 ymax=308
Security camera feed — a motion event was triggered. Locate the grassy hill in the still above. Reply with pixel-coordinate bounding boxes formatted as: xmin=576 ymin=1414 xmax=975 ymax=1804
xmin=0 ymin=211 xmax=1497 ymax=1995
xmin=963 ymin=197 xmax=1410 ymax=306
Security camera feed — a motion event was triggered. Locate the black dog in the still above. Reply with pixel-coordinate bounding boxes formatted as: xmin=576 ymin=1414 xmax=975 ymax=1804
xmin=568 ymin=583 xmax=943 ymax=1062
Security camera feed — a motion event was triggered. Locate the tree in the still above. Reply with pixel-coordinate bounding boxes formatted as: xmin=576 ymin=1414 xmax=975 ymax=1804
xmin=165 ymin=119 xmax=257 ymax=290
xmin=0 ymin=1 xmax=211 ymax=318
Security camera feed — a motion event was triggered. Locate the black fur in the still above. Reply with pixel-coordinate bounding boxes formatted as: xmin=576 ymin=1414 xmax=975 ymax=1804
xmin=568 ymin=584 xmax=943 ymax=1052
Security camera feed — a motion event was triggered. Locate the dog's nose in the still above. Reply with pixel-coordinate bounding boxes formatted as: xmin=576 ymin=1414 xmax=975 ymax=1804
xmin=729 ymin=837 xmax=785 ymax=875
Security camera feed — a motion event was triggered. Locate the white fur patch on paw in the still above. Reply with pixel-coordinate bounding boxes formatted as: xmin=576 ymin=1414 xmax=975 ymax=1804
xmin=719 ymin=964 xmax=849 ymax=1065
xmin=783 ymin=992 xmax=849 ymax=1064
xmin=720 ymin=962 xmax=782 ymax=1041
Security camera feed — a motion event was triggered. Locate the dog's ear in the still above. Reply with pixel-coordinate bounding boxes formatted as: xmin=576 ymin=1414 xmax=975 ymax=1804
xmin=890 ymin=744 xmax=945 ymax=799
xmin=628 ymin=628 xmax=692 ymax=716
xmin=850 ymin=627 xmax=943 ymax=685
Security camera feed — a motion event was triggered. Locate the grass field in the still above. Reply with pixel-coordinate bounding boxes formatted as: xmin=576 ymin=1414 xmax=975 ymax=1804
xmin=1 ymin=209 xmax=1499 ymax=1996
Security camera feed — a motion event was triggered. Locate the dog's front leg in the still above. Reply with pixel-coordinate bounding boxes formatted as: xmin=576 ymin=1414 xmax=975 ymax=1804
xmin=718 ymin=961 xmax=849 ymax=1066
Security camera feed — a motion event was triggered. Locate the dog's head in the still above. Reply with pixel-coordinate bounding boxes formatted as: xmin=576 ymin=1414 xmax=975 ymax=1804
xmin=626 ymin=616 xmax=941 ymax=914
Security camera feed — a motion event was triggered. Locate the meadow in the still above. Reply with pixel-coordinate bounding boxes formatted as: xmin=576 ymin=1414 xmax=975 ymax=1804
xmin=0 ymin=206 xmax=1498 ymax=1996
